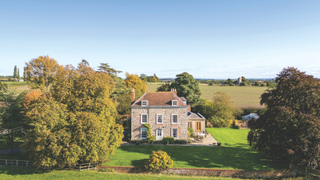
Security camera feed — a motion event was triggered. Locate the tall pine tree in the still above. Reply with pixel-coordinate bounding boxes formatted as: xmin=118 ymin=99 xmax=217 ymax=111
xmin=13 ymin=65 xmax=17 ymax=78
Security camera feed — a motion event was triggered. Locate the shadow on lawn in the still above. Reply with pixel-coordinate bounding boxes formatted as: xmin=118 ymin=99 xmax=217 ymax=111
xmin=119 ymin=144 xmax=287 ymax=170
xmin=0 ymin=166 xmax=51 ymax=176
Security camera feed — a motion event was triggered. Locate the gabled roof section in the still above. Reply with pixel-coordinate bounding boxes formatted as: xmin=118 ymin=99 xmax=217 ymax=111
xmin=187 ymin=112 xmax=206 ymax=119
xmin=132 ymin=92 xmax=187 ymax=107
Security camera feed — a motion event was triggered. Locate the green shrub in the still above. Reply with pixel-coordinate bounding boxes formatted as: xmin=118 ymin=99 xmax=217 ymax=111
xmin=175 ymin=139 xmax=187 ymax=144
xmin=145 ymin=150 xmax=173 ymax=172
xmin=206 ymin=123 xmax=213 ymax=128
xmin=208 ymin=116 xmax=231 ymax=127
xmin=187 ymin=127 xmax=194 ymax=136
xmin=235 ymin=125 xmax=241 ymax=129
xmin=144 ymin=123 xmax=156 ymax=143
xmin=162 ymin=137 xmax=174 ymax=144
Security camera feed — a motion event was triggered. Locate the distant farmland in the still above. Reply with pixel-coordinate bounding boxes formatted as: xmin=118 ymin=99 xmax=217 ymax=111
xmin=147 ymin=84 xmax=268 ymax=109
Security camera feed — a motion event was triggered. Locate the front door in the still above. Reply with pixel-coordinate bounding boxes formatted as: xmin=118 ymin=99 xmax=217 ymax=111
xmin=156 ymin=129 xmax=163 ymax=140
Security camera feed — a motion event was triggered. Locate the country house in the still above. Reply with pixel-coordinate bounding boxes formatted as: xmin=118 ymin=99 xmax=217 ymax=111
xmin=130 ymin=89 xmax=206 ymax=141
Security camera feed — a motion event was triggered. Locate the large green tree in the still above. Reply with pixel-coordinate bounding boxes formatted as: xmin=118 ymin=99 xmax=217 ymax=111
xmin=22 ymin=60 xmax=123 ymax=167
xmin=248 ymin=67 xmax=320 ymax=168
xmin=171 ymin=72 xmax=201 ymax=106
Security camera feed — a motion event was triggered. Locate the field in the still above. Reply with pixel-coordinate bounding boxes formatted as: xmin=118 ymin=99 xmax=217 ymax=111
xmin=103 ymin=128 xmax=286 ymax=170
xmin=147 ymin=84 xmax=268 ymax=109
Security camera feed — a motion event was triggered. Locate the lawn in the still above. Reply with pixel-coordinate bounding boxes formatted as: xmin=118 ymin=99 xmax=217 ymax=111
xmin=0 ymin=166 xmax=250 ymax=180
xmin=147 ymin=84 xmax=268 ymax=109
xmin=104 ymin=128 xmax=287 ymax=170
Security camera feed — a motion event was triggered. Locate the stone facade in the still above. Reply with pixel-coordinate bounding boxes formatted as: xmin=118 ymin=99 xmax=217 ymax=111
xmin=131 ymin=106 xmax=188 ymax=140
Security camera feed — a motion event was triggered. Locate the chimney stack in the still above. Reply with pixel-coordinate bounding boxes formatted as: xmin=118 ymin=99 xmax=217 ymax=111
xmin=187 ymin=105 xmax=191 ymax=112
xmin=131 ymin=89 xmax=135 ymax=104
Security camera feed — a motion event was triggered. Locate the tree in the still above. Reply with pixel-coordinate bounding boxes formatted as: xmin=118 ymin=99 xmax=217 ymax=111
xmin=156 ymin=83 xmax=171 ymax=92
xmin=98 ymin=63 xmax=131 ymax=116
xmin=25 ymin=55 xmax=63 ymax=90
xmin=22 ymin=60 xmax=123 ymax=167
xmin=140 ymin=74 xmax=147 ymax=82
xmin=98 ymin=63 xmax=122 ymax=77
xmin=124 ymin=74 xmax=147 ymax=100
xmin=248 ymin=67 xmax=320 ymax=168
xmin=194 ymin=92 xmax=235 ymax=126
xmin=240 ymin=76 xmax=249 ymax=86
xmin=23 ymin=67 xmax=26 ymax=81
xmin=17 ymin=68 xmax=20 ymax=79
xmin=0 ymin=88 xmax=27 ymax=155
xmin=171 ymin=72 xmax=201 ymax=106
xmin=254 ymin=81 xmax=260 ymax=86
xmin=13 ymin=65 xmax=17 ymax=79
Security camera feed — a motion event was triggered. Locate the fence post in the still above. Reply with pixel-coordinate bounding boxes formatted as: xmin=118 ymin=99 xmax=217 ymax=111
xmin=88 ymin=163 xmax=90 ymax=170
xmin=16 ymin=160 xmax=18 ymax=166
xmin=26 ymin=161 xmax=28 ymax=167
xmin=5 ymin=160 xmax=7 ymax=166
xmin=79 ymin=164 xmax=81 ymax=171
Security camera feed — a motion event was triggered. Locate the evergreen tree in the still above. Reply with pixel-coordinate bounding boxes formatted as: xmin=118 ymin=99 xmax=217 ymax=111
xmin=17 ymin=68 xmax=20 ymax=79
xmin=13 ymin=65 xmax=17 ymax=78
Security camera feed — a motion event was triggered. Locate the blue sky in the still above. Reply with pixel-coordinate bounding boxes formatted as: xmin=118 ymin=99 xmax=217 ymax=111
xmin=0 ymin=0 xmax=319 ymax=79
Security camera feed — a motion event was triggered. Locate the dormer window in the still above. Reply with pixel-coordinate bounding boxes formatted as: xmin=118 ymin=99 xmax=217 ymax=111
xmin=141 ymin=100 xmax=148 ymax=106
xmin=172 ymin=100 xmax=178 ymax=106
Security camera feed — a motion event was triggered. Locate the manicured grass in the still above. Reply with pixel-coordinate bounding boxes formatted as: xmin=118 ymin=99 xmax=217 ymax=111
xmin=147 ymin=84 xmax=267 ymax=108
xmin=206 ymin=128 xmax=250 ymax=147
xmin=104 ymin=128 xmax=287 ymax=170
xmin=0 ymin=166 xmax=249 ymax=180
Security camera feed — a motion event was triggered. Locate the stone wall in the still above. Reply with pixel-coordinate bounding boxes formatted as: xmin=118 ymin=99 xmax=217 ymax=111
xmin=97 ymin=166 xmax=297 ymax=178
xmin=131 ymin=107 xmax=188 ymax=140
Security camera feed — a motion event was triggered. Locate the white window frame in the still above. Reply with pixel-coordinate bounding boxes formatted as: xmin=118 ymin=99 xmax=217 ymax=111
xmin=141 ymin=100 xmax=148 ymax=106
xmin=141 ymin=114 xmax=148 ymax=124
xmin=156 ymin=114 xmax=163 ymax=124
xmin=171 ymin=114 xmax=178 ymax=124
xmin=171 ymin=128 xmax=179 ymax=139
xmin=172 ymin=100 xmax=178 ymax=106
xmin=141 ymin=127 xmax=147 ymax=139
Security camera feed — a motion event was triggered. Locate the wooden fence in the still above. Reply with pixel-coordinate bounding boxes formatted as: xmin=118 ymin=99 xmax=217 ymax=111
xmin=78 ymin=163 xmax=97 ymax=171
xmin=0 ymin=159 xmax=32 ymax=167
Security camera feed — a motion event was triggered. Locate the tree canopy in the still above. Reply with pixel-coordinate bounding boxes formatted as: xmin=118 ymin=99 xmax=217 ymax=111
xmin=248 ymin=67 xmax=320 ymax=168
xmin=171 ymin=72 xmax=201 ymax=106
xmin=25 ymin=55 xmax=63 ymax=90
xmin=124 ymin=74 xmax=147 ymax=100
xmin=22 ymin=60 xmax=123 ymax=167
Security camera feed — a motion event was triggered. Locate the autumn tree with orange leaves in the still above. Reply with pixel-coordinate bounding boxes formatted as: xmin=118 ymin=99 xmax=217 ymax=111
xmin=22 ymin=60 xmax=123 ymax=167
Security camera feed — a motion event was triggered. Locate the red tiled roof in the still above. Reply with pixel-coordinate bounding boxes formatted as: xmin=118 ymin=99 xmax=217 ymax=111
xmin=132 ymin=92 xmax=186 ymax=107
